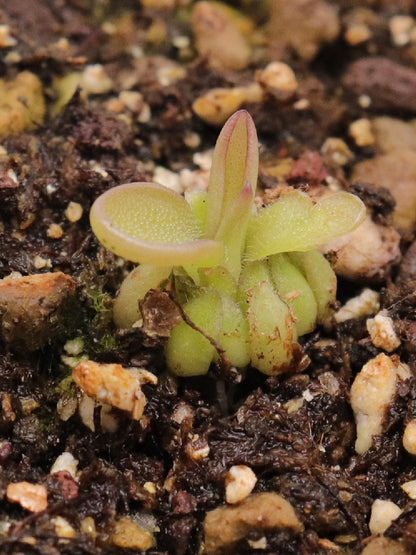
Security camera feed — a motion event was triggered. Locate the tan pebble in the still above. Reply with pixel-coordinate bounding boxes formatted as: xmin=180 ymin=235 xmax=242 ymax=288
xmin=204 ymin=492 xmax=303 ymax=555
xmin=52 ymin=516 xmax=75 ymax=538
xmin=192 ymin=1 xmax=251 ymax=71
xmin=248 ymin=537 xmax=267 ymax=549
xmin=351 ymin=353 xmax=411 ymax=454
xmin=192 ymin=84 xmax=262 ymax=126
xmin=390 ymin=15 xmax=414 ymax=46
xmin=321 ymin=137 xmax=354 ymax=166
xmin=33 ymin=255 xmax=52 ymax=269
xmin=255 ymin=61 xmax=297 ymax=101
xmin=81 ymin=517 xmax=96 ymax=539
xmin=403 ymin=419 xmax=416 ymax=455
xmin=73 ymin=361 xmax=152 ymax=420
xmin=321 ymin=215 xmax=401 ymax=282
xmin=335 ymin=288 xmax=379 ymax=323
xmin=352 ymin=150 xmax=416 ymax=232
xmin=0 ymin=24 xmax=17 ymax=47
xmin=50 ymin=452 xmax=79 ymax=480
xmin=143 ymin=481 xmax=157 ymax=494
xmin=401 ymin=479 xmax=416 ymax=499
xmin=5 ymin=51 xmax=21 ymax=64
xmin=119 ymin=91 xmax=144 ymax=112
xmin=225 ymin=465 xmax=257 ymax=504
xmin=20 ymin=397 xmax=40 ymax=415
xmin=366 ymin=311 xmax=401 ymax=352
xmin=371 ymin=116 xmax=416 ymax=154
xmin=111 ymin=516 xmax=155 ymax=550
xmin=361 ymin=535 xmax=408 ymax=555
xmin=349 ymin=118 xmax=375 ymax=146
xmin=268 ymin=0 xmax=340 ymax=61
xmin=0 ymin=71 xmax=45 ymax=138
xmin=344 ymin=23 xmax=371 ymax=45
xmin=185 ymin=433 xmax=210 ymax=460
xmin=65 ymin=201 xmax=83 ymax=223
xmin=7 ymin=482 xmax=48 ymax=512
xmin=156 ymin=65 xmax=186 ymax=86
xmin=47 ymin=223 xmax=63 ymax=239
xmin=80 ymin=64 xmax=113 ymax=95
xmin=369 ymin=499 xmax=402 ymax=535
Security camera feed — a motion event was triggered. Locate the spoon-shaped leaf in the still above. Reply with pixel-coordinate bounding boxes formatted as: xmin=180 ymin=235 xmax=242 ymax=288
xmin=90 ymin=182 xmax=224 ymax=266
xmin=245 ymin=190 xmax=366 ymax=260
xmin=205 ymin=110 xmax=259 ymax=238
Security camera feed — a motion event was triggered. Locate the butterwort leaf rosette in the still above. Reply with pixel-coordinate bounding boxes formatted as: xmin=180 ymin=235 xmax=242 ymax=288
xmin=90 ymin=110 xmax=366 ymax=376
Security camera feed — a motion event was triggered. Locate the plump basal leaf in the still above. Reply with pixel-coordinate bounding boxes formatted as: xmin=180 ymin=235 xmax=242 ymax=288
xmin=245 ymin=190 xmax=366 ymax=260
xmin=165 ymin=289 xmax=223 ymax=376
xmin=205 ymin=110 xmax=258 ymax=238
xmin=268 ymin=253 xmax=317 ymax=336
xmin=90 ymin=182 xmax=224 ymax=266
xmin=113 ymin=264 xmax=172 ymax=328
xmin=246 ymin=280 xmax=297 ymax=375
xmin=288 ymin=250 xmax=336 ymax=324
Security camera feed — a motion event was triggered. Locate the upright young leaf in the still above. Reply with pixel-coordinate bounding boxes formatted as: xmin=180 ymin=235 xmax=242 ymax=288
xmin=205 ymin=110 xmax=259 ymax=238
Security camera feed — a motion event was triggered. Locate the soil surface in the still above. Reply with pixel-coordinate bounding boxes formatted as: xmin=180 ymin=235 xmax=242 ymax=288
xmin=0 ymin=1 xmax=416 ymax=554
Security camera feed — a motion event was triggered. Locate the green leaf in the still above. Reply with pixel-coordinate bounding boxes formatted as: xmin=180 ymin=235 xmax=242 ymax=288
xmin=246 ymin=280 xmax=297 ymax=375
xmin=113 ymin=264 xmax=172 ymax=328
xmin=245 ymin=190 xmax=366 ymax=260
xmin=165 ymin=289 xmax=222 ymax=376
xmin=205 ymin=110 xmax=258 ymax=238
xmin=215 ymin=182 xmax=255 ymax=278
xmin=288 ymin=250 xmax=336 ymax=323
xmin=268 ymin=253 xmax=317 ymax=336
xmin=90 ymin=182 xmax=224 ymax=266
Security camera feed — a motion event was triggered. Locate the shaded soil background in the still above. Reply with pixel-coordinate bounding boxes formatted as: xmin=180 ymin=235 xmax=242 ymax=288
xmin=0 ymin=0 xmax=416 ymax=553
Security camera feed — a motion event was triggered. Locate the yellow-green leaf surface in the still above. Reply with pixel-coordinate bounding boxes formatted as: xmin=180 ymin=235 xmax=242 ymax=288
xmin=246 ymin=280 xmax=297 ymax=375
xmin=245 ymin=190 xmax=366 ymax=260
xmin=268 ymin=253 xmax=317 ymax=336
xmin=90 ymin=182 xmax=224 ymax=266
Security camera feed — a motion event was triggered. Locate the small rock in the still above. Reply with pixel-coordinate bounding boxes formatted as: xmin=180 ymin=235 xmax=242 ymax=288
xmin=255 ymin=61 xmax=298 ymax=101
xmin=80 ymin=64 xmax=113 ymax=95
xmin=225 ymin=465 xmax=257 ymax=504
xmin=192 ymin=1 xmax=251 ymax=71
xmin=73 ymin=361 xmax=156 ymax=420
xmin=7 ymin=482 xmax=47 ymax=513
xmin=0 ymin=272 xmax=76 ymax=351
xmin=403 ymin=419 xmax=416 ymax=455
xmin=51 ymin=516 xmax=75 ymax=538
xmin=361 ymin=536 xmax=408 ymax=555
xmin=371 ymin=117 xmax=416 ymax=154
xmin=401 ymin=479 xmax=416 ymax=499
xmin=192 ymin=84 xmax=262 ymax=126
xmin=334 ymin=288 xmax=380 ymax=323
xmin=268 ymin=0 xmax=340 ymax=61
xmin=350 ymin=353 xmax=411 ymax=454
xmin=0 ymin=71 xmax=45 ymax=138
xmin=344 ymin=57 xmax=416 ymax=112
xmin=65 ymin=201 xmax=83 ymax=223
xmin=352 ymin=151 xmax=416 ymax=232
xmin=349 ymin=118 xmax=375 ymax=147
xmin=50 ymin=452 xmax=79 ymax=480
xmin=111 ymin=516 xmax=155 ymax=551
xmin=321 ymin=215 xmax=401 ymax=282
xmin=366 ymin=311 xmax=401 ymax=352
xmin=389 ymin=15 xmax=415 ymax=46
xmin=369 ymin=499 xmax=402 ymax=535
xmin=204 ymin=492 xmax=303 ymax=554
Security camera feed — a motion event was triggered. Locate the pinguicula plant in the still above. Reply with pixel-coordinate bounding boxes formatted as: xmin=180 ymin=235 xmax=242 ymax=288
xmin=90 ymin=110 xmax=365 ymax=377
